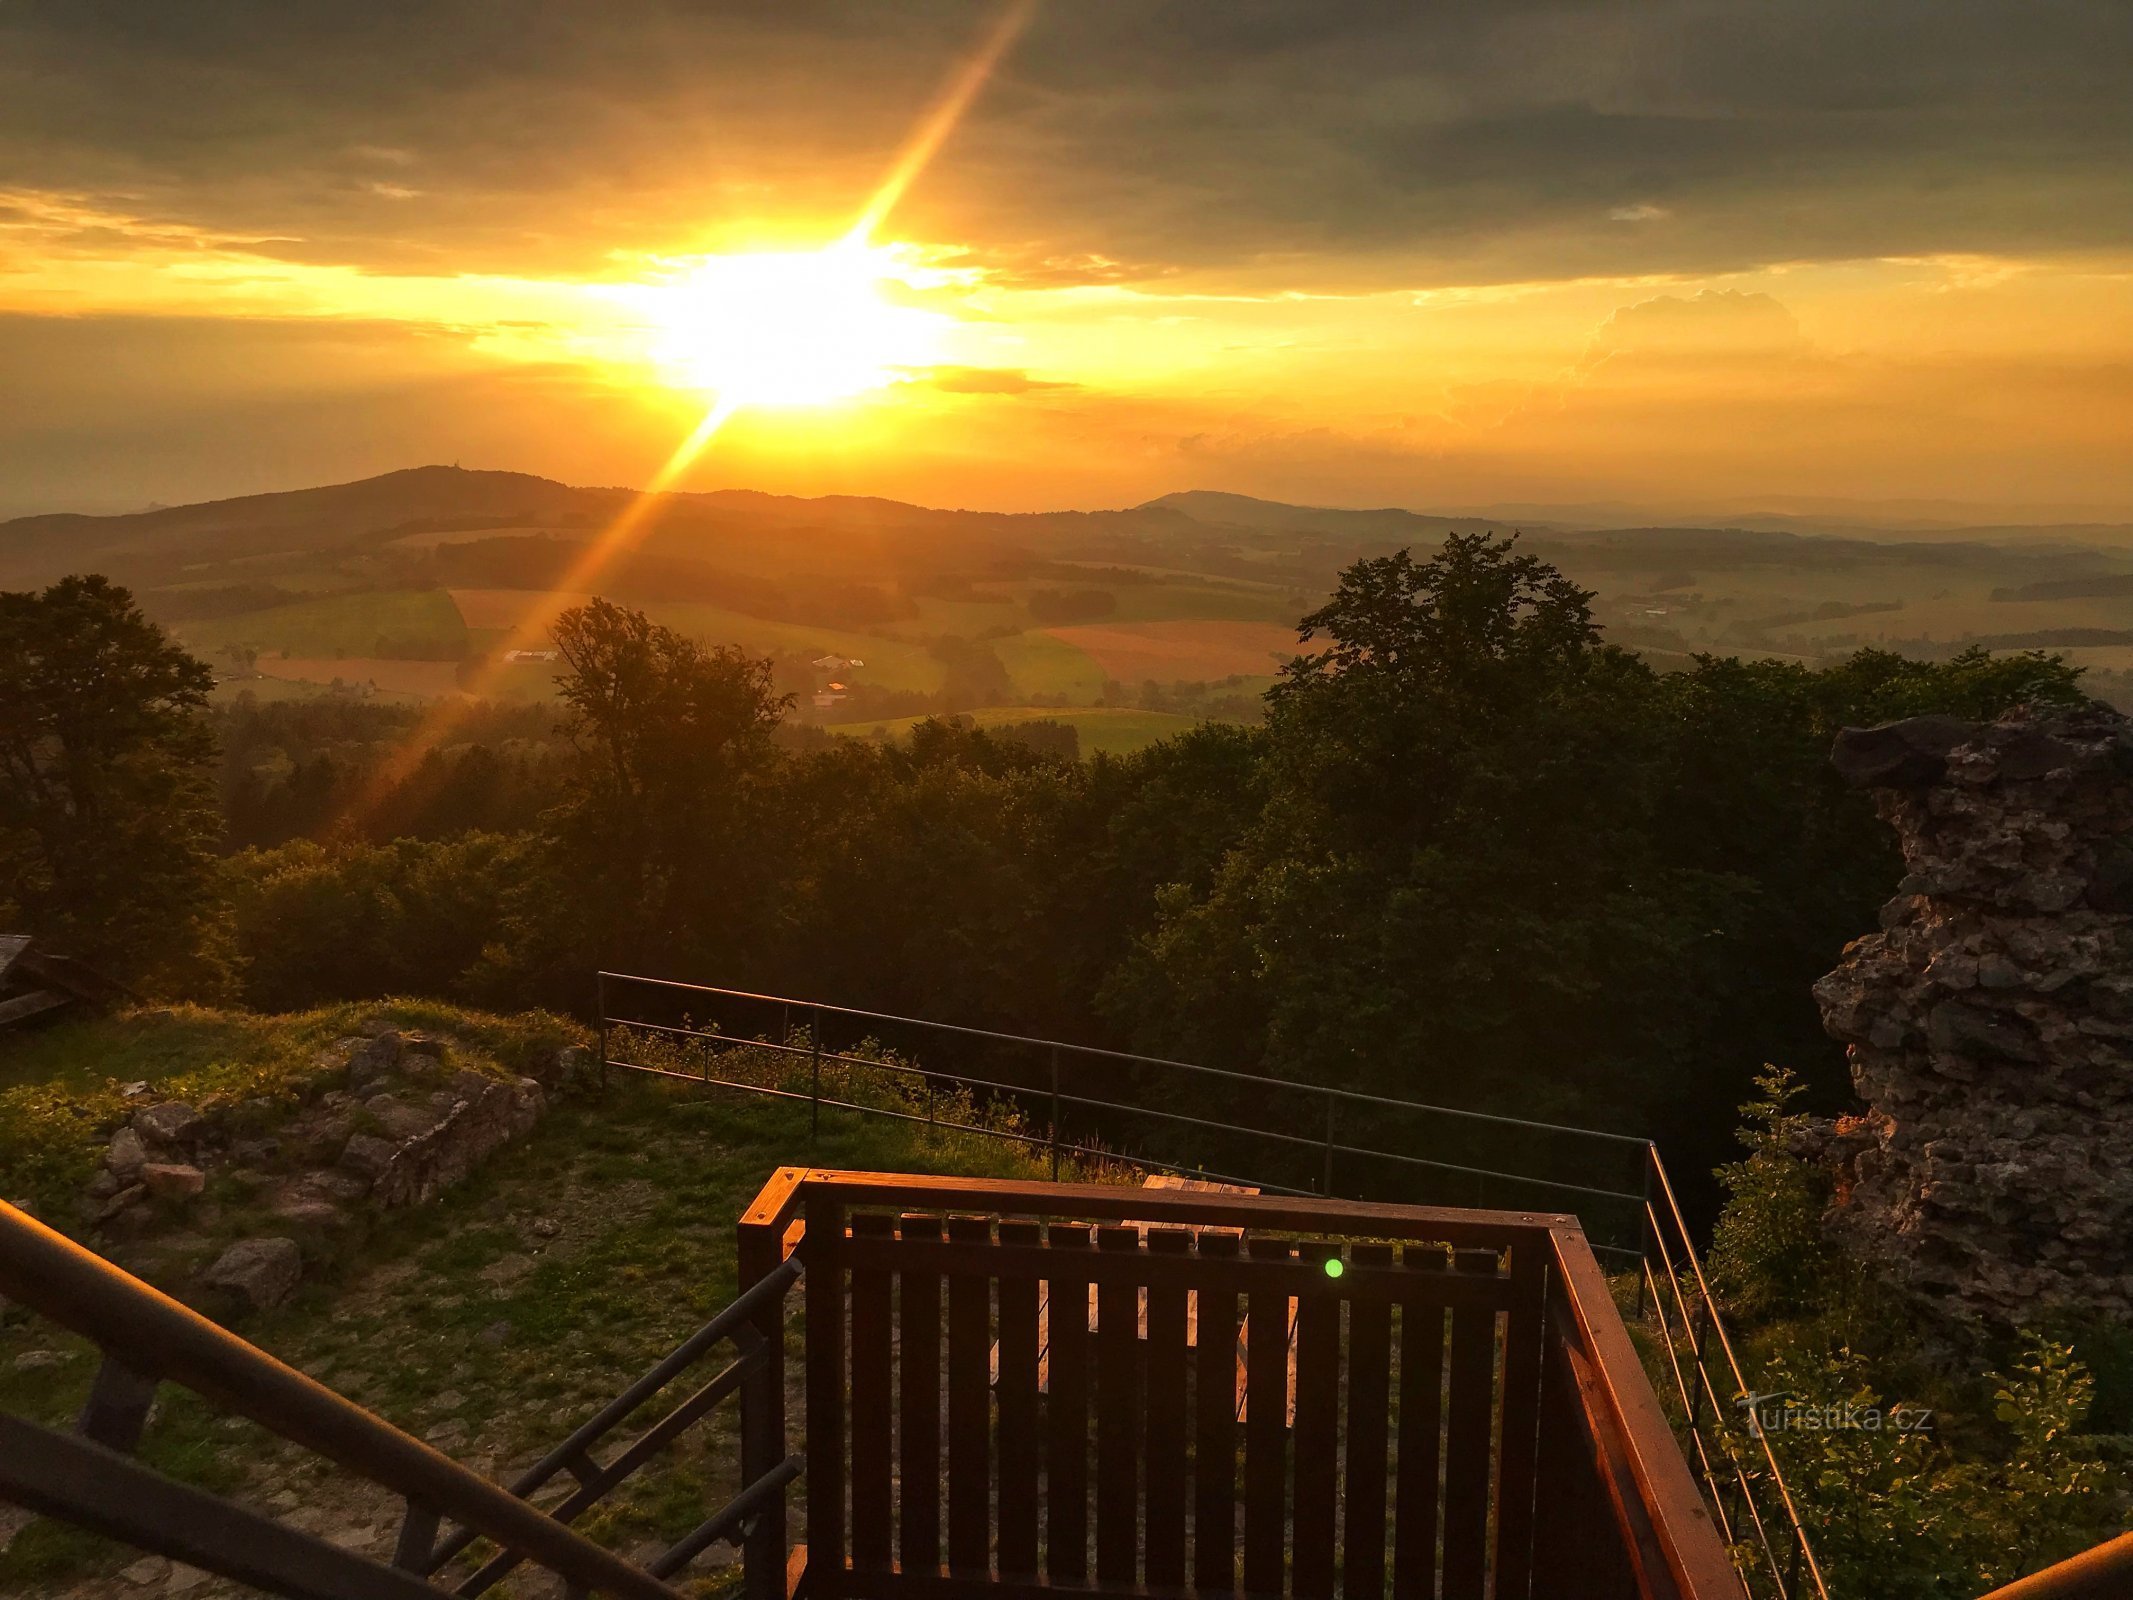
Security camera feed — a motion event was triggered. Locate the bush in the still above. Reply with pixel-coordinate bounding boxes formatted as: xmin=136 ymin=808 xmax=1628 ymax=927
xmin=225 ymin=834 xmax=531 ymax=1009
xmin=1700 ymin=1075 xmax=2129 ymax=1597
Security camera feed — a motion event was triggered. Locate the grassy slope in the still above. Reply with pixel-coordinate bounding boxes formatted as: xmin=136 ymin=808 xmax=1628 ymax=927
xmin=172 ymin=590 xmax=468 ymax=661
xmin=0 ymin=1006 xmax=1077 ymax=1596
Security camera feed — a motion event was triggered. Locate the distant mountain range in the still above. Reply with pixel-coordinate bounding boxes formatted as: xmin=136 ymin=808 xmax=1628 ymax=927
xmin=7 ymin=465 xmax=2133 ymax=594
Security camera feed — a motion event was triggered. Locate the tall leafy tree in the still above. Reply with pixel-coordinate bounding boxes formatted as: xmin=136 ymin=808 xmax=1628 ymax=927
xmin=0 ymin=575 xmax=224 ymax=992
xmin=480 ymin=597 xmax=792 ymax=1001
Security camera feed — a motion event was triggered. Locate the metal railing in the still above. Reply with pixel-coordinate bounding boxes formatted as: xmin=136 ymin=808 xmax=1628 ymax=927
xmin=1641 ymin=1147 xmax=1830 ymax=1600
xmin=0 ymin=1196 xmax=802 ymax=1600
xmin=598 ymin=971 xmax=1830 ymax=1600
xmin=597 ymin=971 xmax=1655 ymax=1255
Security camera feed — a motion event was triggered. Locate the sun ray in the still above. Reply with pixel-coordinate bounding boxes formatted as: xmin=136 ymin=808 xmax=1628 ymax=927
xmin=332 ymin=396 xmax=738 ymax=834
xmin=845 ymin=0 xmax=1040 ymax=250
xmin=331 ymin=0 xmax=1038 ymax=836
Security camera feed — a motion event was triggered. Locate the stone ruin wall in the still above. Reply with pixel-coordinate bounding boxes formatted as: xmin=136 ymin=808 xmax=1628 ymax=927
xmin=1814 ymin=702 xmax=2133 ymax=1325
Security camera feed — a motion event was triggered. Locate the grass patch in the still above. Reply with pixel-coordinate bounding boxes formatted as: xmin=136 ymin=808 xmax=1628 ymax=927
xmin=0 ymin=1001 xmax=576 ymax=1221
xmin=992 ymin=630 xmax=1106 ymax=700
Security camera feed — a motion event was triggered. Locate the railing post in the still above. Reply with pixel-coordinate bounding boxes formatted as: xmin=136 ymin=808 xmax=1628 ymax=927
xmin=1637 ymin=1144 xmax=1656 ymax=1317
xmin=810 ymin=1006 xmax=822 ymax=1145
xmin=1685 ymin=1309 xmax=1713 ymax=1432
xmin=393 ymin=1501 xmax=439 ymax=1571
xmin=738 ymin=1179 xmax=800 ymax=1600
xmin=1049 ymin=1045 xmax=1062 ymax=1181
xmin=76 ymin=1354 xmax=157 ymax=1453
xmin=596 ymin=971 xmax=610 ymax=1093
xmin=1321 ymin=1093 xmax=1337 ymax=1196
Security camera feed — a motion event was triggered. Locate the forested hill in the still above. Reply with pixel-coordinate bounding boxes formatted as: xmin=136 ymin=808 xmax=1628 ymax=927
xmin=14 ymin=465 xmax=2133 ymax=596
xmin=16 ymin=466 xmax=2133 ymax=729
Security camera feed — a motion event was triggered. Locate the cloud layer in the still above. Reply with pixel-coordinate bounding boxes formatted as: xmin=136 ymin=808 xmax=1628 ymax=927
xmin=6 ymin=2 xmax=2131 ymax=286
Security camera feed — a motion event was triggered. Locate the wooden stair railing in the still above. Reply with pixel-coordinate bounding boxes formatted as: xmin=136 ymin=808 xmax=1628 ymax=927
xmin=1975 ymin=1532 xmax=2133 ymax=1600
xmin=0 ymin=1197 xmax=802 ymax=1600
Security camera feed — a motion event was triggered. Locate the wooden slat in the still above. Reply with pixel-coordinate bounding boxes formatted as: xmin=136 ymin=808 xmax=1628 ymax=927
xmin=946 ymin=1215 xmax=993 ymax=1575
xmin=1291 ymin=1241 xmax=1341 ymax=1600
xmin=1392 ymin=1244 xmax=1447 ymax=1600
xmin=1340 ymin=1242 xmax=1395 ymax=1600
xmin=1141 ymin=1231 xmax=1191 ymax=1589
xmin=1440 ymin=1247 xmax=1502 ymax=1600
xmin=898 ymin=1214 xmax=946 ymax=1579
xmin=1240 ymin=1236 xmax=1290 ymax=1598
xmin=1492 ymin=1242 xmax=1548 ymax=1600
xmin=1531 ymin=1311 xmax=1581 ymax=1600
xmin=1094 ymin=1225 xmax=1142 ymax=1585
xmin=848 ymin=1213 xmax=896 ymax=1575
xmin=994 ymin=1221 xmax=1043 ymax=1578
xmin=1191 ymin=1231 xmax=1240 ymax=1594
xmin=806 ymin=1199 xmax=848 ymax=1598
xmin=1045 ymin=1223 xmax=1092 ymax=1585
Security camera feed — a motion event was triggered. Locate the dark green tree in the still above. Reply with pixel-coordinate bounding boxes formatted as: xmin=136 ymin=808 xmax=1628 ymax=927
xmin=478 ymin=597 xmax=792 ymax=1002
xmin=0 ymin=575 xmax=224 ymax=992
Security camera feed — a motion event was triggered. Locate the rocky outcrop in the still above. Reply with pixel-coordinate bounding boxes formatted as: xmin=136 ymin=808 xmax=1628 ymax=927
xmin=68 ymin=1025 xmax=571 ymax=1314
xmin=358 ymin=1069 xmax=545 ymax=1209
xmin=1815 ymin=702 xmax=2133 ymax=1324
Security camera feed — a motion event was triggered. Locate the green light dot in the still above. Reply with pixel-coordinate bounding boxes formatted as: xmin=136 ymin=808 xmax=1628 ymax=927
xmin=1324 ymin=1258 xmax=1345 ymax=1279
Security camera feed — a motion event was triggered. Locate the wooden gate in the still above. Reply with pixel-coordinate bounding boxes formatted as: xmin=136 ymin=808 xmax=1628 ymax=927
xmin=740 ymin=1170 xmax=1742 ymax=1600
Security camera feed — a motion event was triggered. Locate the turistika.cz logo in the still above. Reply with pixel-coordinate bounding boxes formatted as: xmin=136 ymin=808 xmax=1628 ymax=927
xmin=1737 ymin=1390 xmax=1934 ymax=1435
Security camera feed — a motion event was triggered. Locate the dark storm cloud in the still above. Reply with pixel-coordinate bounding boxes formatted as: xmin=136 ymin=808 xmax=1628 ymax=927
xmin=3 ymin=1 xmax=2129 ymax=285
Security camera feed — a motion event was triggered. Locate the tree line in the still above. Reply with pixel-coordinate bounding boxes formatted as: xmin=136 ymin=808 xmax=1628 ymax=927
xmin=0 ymin=541 xmax=2085 ymax=1197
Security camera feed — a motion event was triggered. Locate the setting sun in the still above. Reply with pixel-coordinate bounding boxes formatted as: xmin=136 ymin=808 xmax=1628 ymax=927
xmin=612 ymin=242 xmax=949 ymax=406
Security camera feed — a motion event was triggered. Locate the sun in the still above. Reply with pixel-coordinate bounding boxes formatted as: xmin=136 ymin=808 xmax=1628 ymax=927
xmin=618 ymin=242 xmax=947 ymax=407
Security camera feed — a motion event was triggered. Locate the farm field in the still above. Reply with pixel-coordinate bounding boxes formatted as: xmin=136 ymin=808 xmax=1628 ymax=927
xmin=826 ymin=706 xmax=1205 ymax=757
xmin=1097 ymin=581 xmax=1301 ymax=625
xmin=172 ymin=589 xmax=467 ymax=661
xmin=992 ymin=630 xmax=1106 ymax=700
xmin=448 ymin=588 xmax=946 ymax=692
xmin=1783 ymin=593 xmax=2133 ymax=644
xmin=1043 ymin=619 xmax=1301 ymax=683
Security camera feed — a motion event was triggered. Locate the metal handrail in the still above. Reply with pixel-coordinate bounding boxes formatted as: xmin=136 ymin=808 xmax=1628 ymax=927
xmin=0 ymin=1198 xmax=684 ymax=1600
xmin=601 ymin=971 xmax=1653 ymax=1145
xmin=1644 ymin=1149 xmax=1831 ymax=1600
xmin=597 ymin=971 xmax=1654 ymax=1255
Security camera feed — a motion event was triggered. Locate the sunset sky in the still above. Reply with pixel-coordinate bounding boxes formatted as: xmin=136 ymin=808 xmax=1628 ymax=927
xmin=3 ymin=1 xmax=2130 ymax=521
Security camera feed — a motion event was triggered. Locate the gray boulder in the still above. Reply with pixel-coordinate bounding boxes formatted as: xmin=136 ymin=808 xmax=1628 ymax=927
xmin=104 ymin=1127 xmax=148 ymax=1179
xmin=339 ymin=1134 xmax=399 ymax=1181
xmin=139 ymin=1163 xmax=206 ymax=1202
xmin=347 ymin=1032 xmax=404 ymax=1094
xmin=134 ymin=1102 xmax=204 ymax=1147
xmin=200 ymin=1237 xmax=302 ymax=1311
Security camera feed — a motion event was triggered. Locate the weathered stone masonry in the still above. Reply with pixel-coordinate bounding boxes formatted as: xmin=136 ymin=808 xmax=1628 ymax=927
xmin=1815 ymin=703 xmax=2133 ymax=1324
